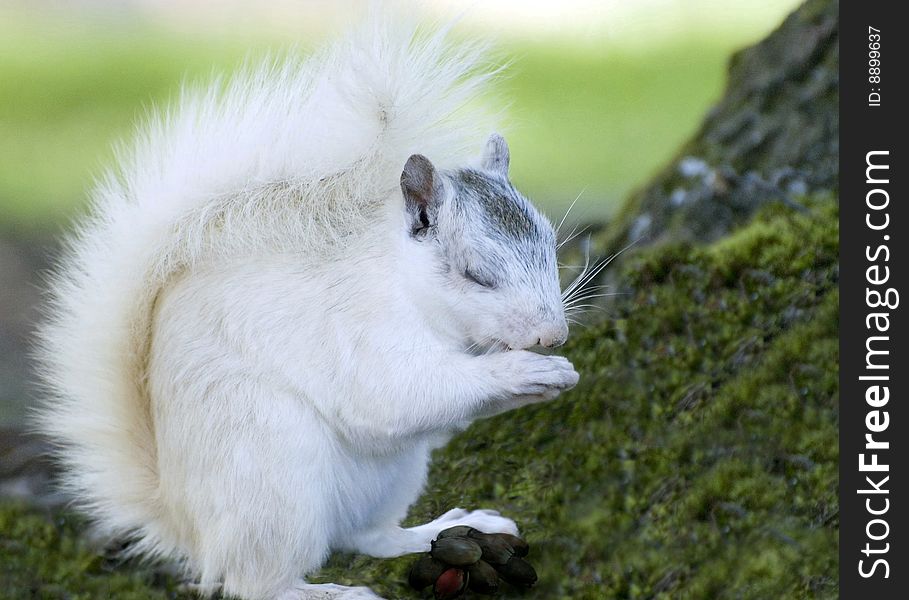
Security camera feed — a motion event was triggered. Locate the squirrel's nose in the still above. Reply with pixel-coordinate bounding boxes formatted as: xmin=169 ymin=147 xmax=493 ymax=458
xmin=538 ymin=321 xmax=569 ymax=348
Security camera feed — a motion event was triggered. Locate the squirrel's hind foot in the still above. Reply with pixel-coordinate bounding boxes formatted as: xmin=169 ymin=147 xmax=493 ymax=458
xmin=347 ymin=507 xmax=519 ymax=559
xmin=276 ymin=582 xmax=384 ymax=600
xmin=426 ymin=507 xmax=520 ymax=537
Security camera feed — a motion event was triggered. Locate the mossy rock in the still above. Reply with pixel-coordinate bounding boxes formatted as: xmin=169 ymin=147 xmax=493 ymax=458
xmin=601 ymin=0 xmax=838 ymax=253
xmin=0 ymin=502 xmax=183 ymax=599
xmin=2 ymin=195 xmax=837 ymax=598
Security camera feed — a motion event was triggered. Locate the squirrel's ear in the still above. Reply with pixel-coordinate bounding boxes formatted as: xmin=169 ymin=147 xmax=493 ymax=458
xmin=481 ymin=133 xmax=510 ymax=176
xmin=401 ymin=154 xmax=440 ymax=234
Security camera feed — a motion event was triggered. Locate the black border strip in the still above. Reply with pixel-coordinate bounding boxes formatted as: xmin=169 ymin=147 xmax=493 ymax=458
xmin=840 ymin=0 xmax=906 ymax=595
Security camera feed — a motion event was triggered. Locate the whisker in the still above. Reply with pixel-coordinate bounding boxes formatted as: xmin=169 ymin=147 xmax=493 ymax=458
xmin=555 ymin=189 xmax=585 ymax=235
xmin=564 ymin=292 xmax=622 ymax=310
xmin=565 ymin=304 xmax=608 ymax=312
xmin=485 ymin=341 xmax=506 ymax=355
xmin=560 ymin=243 xmax=593 ymax=300
xmin=561 ymin=236 xmax=642 ymax=306
xmin=563 ymin=285 xmax=610 ymax=302
xmin=465 ymin=334 xmax=497 ymax=355
xmin=564 ymin=291 xmax=625 ymax=304
xmin=567 ymin=286 xmax=612 ymax=299
xmin=562 ymin=255 xmax=611 ymax=304
xmin=557 ymin=224 xmax=590 ymax=250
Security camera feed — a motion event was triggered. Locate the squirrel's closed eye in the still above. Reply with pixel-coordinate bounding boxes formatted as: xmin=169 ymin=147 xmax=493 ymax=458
xmin=464 ymin=268 xmax=494 ymax=288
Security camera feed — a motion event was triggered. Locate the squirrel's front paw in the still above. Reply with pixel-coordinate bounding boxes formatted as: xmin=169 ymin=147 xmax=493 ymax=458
xmin=492 ymin=351 xmax=579 ymax=400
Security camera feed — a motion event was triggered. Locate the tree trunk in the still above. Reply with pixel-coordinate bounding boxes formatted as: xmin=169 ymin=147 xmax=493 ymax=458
xmin=601 ymin=0 xmax=838 ymax=252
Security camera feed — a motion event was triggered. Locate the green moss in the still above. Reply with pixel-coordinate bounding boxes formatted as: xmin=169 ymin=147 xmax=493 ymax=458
xmin=0 ymin=502 xmax=182 ymax=599
xmin=1 ymin=197 xmax=837 ymax=598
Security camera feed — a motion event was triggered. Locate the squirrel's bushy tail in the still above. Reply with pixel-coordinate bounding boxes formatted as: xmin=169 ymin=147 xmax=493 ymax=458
xmin=33 ymin=9 xmax=500 ymax=557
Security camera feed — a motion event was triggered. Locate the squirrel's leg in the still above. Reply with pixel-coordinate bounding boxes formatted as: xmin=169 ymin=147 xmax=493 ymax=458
xmin=343 ymin=508 xmax=519 ymax=558
xmin=152 ymin=351 xmax=351 ymax=599
xmin=184 ymin=581 xmax=380 ymax=599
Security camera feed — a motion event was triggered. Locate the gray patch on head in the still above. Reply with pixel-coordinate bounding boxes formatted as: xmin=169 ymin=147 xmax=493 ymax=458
xmin=452 ymin=170 xmax=548 ymax=242
xmin=440 ymin=168 xmax=556 ymax=291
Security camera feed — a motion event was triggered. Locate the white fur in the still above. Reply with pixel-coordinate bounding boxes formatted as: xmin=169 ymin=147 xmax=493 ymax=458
xmin=34 ymin=9 xmax=577 ymax=600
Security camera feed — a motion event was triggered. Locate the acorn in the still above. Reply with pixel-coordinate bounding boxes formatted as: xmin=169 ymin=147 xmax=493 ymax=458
xmin=430 ymin=537 xmax=483 ymax=567
xmin=434 ymin=567 xmax=468 ymax=600
xmin=495 ymin=555 xmax=538 ymax=588
xmin=492 ymin=532 xmax=529 ymax=557
xmin=466 ymin=559 xmax=500 ymax=595
xmin=466 ymin=531 xmax=514 ymax=566
xmin=408 ymin=556 xmax=448 ymax=591
xmin=436 ymin=525 xmax=478 ymax=540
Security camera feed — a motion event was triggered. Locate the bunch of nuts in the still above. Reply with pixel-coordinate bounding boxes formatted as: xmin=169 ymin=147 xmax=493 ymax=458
xmin=408 ymin=526 xmax=537 ymax=598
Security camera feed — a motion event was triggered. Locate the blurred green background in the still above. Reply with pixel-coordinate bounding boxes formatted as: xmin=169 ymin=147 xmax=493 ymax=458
xmin=0 ymin=0 xmax=801 ymax=233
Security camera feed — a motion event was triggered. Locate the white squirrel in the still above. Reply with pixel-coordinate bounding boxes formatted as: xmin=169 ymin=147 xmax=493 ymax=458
xmin=35 ymin=10 xmax=579 ymax=600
